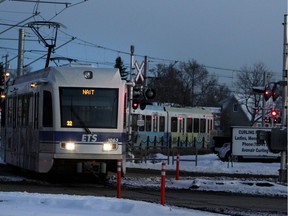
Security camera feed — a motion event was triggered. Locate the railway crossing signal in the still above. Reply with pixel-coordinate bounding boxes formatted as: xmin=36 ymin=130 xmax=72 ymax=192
xmin=132 ymin=85 xmax=156 ymax=110
xmin=253 ymin=83 xmax=281 ymax=102
xmin=270 ymin=109 xmax=278 ymax=117
xmin=264 ymin=86 xmax=272 ymax=101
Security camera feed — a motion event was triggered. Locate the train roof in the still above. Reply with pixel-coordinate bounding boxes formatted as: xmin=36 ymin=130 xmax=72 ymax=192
xmin=138 ymin=105 xmax=213 ymax=116
xmin=164 ymin=106 xmax=212 ymax=115
xmin=12 ymin=65 xmax=123 ymax=87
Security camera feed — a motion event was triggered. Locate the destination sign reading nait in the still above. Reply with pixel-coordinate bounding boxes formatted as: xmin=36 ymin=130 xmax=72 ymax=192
xmin=82 ymin=89 xmax=95 ymax=95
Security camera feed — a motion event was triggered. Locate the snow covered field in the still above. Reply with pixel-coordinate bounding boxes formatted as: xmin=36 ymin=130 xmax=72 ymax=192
xmin=0 ymin=154 xmax=287 ymax=216
xmin=121 ymin=153 xmax=287 ymax=197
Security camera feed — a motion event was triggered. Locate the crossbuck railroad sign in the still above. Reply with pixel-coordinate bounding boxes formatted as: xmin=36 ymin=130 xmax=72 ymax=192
xmin=134 ymin=60 xmax=145 ymax=83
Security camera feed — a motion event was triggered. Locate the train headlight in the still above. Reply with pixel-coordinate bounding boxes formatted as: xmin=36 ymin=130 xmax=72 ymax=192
xmin=61 ymin=142 xmax=76 ymax=151
xmin=103 ymin=142 xmax=118 ymax=151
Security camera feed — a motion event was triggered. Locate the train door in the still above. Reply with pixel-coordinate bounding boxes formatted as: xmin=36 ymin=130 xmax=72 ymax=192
xmin=186 ymin=117 xmax=193 ymax=143
xmin=178 ymin=116 xmax=186 ymax=144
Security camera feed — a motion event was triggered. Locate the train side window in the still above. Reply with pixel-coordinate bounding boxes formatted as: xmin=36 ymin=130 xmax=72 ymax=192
xmin=22 ymin=95 xmax=30 ymax=126
xmin=187 ymin=118 xmax=192 ymax=132
xmin=34 ymin=92 xmax=39 ymax=129
xmin=171 ymin=117 xmax=177 ymax=132
xmin=200 ymin=119 xmax=206 ymax=133
xmin=7 ymin=98 xmax=13 ymax=127
xmin=179 ymin=118 xmax=185 ymax=133
xmin=12 ymin=97 xmax=17 ymax=128
xmin=43 ymin=91 xmax=53 ymax=127
xmin=193 ymin=118 xmax=199 ymax=133
xmin=139 ymin=115 xmax=145 ymax=131
xmin=159 ymin=116 xmax=165 ymax=132
xmin=210 ymin=119 xmax=214 ymax=131
xmin=17 ymin=96 xmax=22 ymax=126
xmin=153 ymin=116 xmax=158 ymax=132
xmin=28 ymin=95 xmax=33 ymax=126
xmin=131 ymin=114 xmax=138 ymax=131
xmin=208 ymin=119 xmax=213 ymax=132
xmin=146 ymin=115 xmax=152 ymax=132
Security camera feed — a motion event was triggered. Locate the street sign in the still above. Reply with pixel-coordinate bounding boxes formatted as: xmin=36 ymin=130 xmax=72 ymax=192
xmin=137 ymin=119 xmax=145 ymax=127
xmin=134 ymin=60 xmax=144 ymax=83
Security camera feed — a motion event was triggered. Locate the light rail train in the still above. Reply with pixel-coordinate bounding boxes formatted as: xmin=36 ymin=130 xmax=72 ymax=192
xmin=0 ymin=65 xmax=127 ymax=177
xmin=131 ymin=105 xmax=215 ymax=149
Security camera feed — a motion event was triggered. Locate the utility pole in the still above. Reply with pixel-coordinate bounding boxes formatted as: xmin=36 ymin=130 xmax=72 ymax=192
xmin=144 ymin=56 xmax=149 ymax=88
xmin=262 ymin=72 xmax=267 ymax=126
xmin=280 ymin=14 xmax=288 ymax=183
xmin=17 ymin=28 xmax=25 ymax=77
xmin=127 ymin=45 xmax=135 ymax=149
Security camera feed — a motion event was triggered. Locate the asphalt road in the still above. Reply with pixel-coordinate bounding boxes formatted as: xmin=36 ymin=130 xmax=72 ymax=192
xmin=0 ymin=164 xmax=287 ymax=215
xmin=0 ymin=180 xmax=286 ymax=215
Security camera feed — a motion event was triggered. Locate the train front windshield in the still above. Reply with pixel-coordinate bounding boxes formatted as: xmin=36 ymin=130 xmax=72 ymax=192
xmin=60 ymin=87 xmax=118 ymax=128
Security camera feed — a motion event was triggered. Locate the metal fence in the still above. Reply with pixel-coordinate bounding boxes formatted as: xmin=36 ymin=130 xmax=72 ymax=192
xmin=126 ymin=136 xmax=206 ymax=165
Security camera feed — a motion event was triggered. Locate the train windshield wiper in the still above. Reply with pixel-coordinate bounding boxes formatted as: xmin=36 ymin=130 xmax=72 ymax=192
xmin=70 ymin=107 xmax=91 ymax=134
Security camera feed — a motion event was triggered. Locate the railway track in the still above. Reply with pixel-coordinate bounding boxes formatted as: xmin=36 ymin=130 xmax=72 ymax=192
xmin=0 ymin=164 xmax=286 ymax=215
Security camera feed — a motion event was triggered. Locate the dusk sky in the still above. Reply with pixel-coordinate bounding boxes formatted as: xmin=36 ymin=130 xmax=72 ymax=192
xmin=0 ymin=0 xmax=287 ymax=90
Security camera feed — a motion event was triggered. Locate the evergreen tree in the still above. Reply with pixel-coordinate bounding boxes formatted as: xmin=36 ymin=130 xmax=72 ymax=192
xmin=114 ymin=57 xmax=128 ymax=80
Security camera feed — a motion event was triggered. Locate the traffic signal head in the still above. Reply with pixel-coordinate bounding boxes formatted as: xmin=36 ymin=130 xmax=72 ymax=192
xmin=271 ymin=84 xmax=280 ymax=101
xmin=144 ymin=88 xmax=156 ymax=100
xmin=270 ymin=109 xmax=279 ymax=118
xmin=132 ymin=100 xmax=139 ymax=110
xmin=133 ymin=85 xmax=142 ymax=99
xmin=264 ymin=86 xmax=272 ymax=101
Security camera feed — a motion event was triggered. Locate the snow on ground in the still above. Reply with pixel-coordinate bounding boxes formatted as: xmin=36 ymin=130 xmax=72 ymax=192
xmin=122 ymin=153 xmax=287 ymax=197
xmin=0 ymin=154 xmax=287 ymax=216
xmin=126 ymin=153 xmax=281 ymax=176
xmin=0 ymin=192 xmax=223 ymax=216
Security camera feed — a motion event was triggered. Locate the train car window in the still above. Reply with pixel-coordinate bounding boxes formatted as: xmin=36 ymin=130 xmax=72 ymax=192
xmin=210 ymin=119 xmax=213 ymax=131
xmin=28 ymin=95 xmax=33 ymax=126
xmin=139 ymin=115 xmax=144 ymax=131
xmin=60 ymin=87 xmax=118 ymax=128
xmin=17 ymin=96 xmax=22 ymax=126
xmin=146 ymin=115 xmax=152 ymax=132
xmin=153 ymin=116 xmax=158 ymax=132
xmin=171 ymin=117 xmax=177 ymax=132
xmin=187 ymin=118 xmax=192 ymax=132
xmin=7 ymin=98 xmax=12 ymax=127
xmin=43 ymin=91 xmax=53 ymax=127
xmin=131 ymin=114 xmax=138 ymax=131
xmin=193 ymin=118 xmax=199 ymax=133
xmin=22 ymin=95 xmax=30 ymax=126
xmin=208 ymin=119 xmax=213 ymax=132
xmin=200 ymin=119 xmax=206 ymax=133
xmin=159 ymin=116 xmax=165 ymax=132
xmin=34 ymin=93 xmax=39 ymax=129
xmin=179 ymin=117 xmax=185 ymax=133
xmin=12 ymin=97 xmax=16 ymax=128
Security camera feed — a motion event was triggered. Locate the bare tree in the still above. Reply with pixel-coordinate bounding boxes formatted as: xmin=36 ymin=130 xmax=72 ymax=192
xmin=150 ymin=63 xmax=186 ymax=105
xmin=235 ymin=62 xmax=272 ymax=125
xmin=150 ymin=60 xmax=231 ymax=107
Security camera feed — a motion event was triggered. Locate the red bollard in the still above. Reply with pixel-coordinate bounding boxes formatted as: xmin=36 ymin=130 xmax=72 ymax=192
xmin=117 ymin=160 xmax=122 ymax=198
xmin=176 ymin=153 xmax=180 ymax=180
xmin=160 ymin=162 xmax=166 ymax=205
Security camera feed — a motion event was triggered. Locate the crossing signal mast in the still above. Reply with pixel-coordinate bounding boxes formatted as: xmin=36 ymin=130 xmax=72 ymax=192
xmin=254 ymin=15 xmax=288 ymax=184
xmin=131 ymin=56 xmax=156 ymax=110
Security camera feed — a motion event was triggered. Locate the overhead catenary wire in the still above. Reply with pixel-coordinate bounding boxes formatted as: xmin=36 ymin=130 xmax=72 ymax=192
xmin=0 ymin=0 xmax=282 ymax=84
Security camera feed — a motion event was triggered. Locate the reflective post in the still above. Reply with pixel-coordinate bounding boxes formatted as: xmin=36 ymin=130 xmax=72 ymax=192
xmin=160 ymin=162 xmax=166 ymax=205
xmin=176 ymin=153 xmax=180 ymax=180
